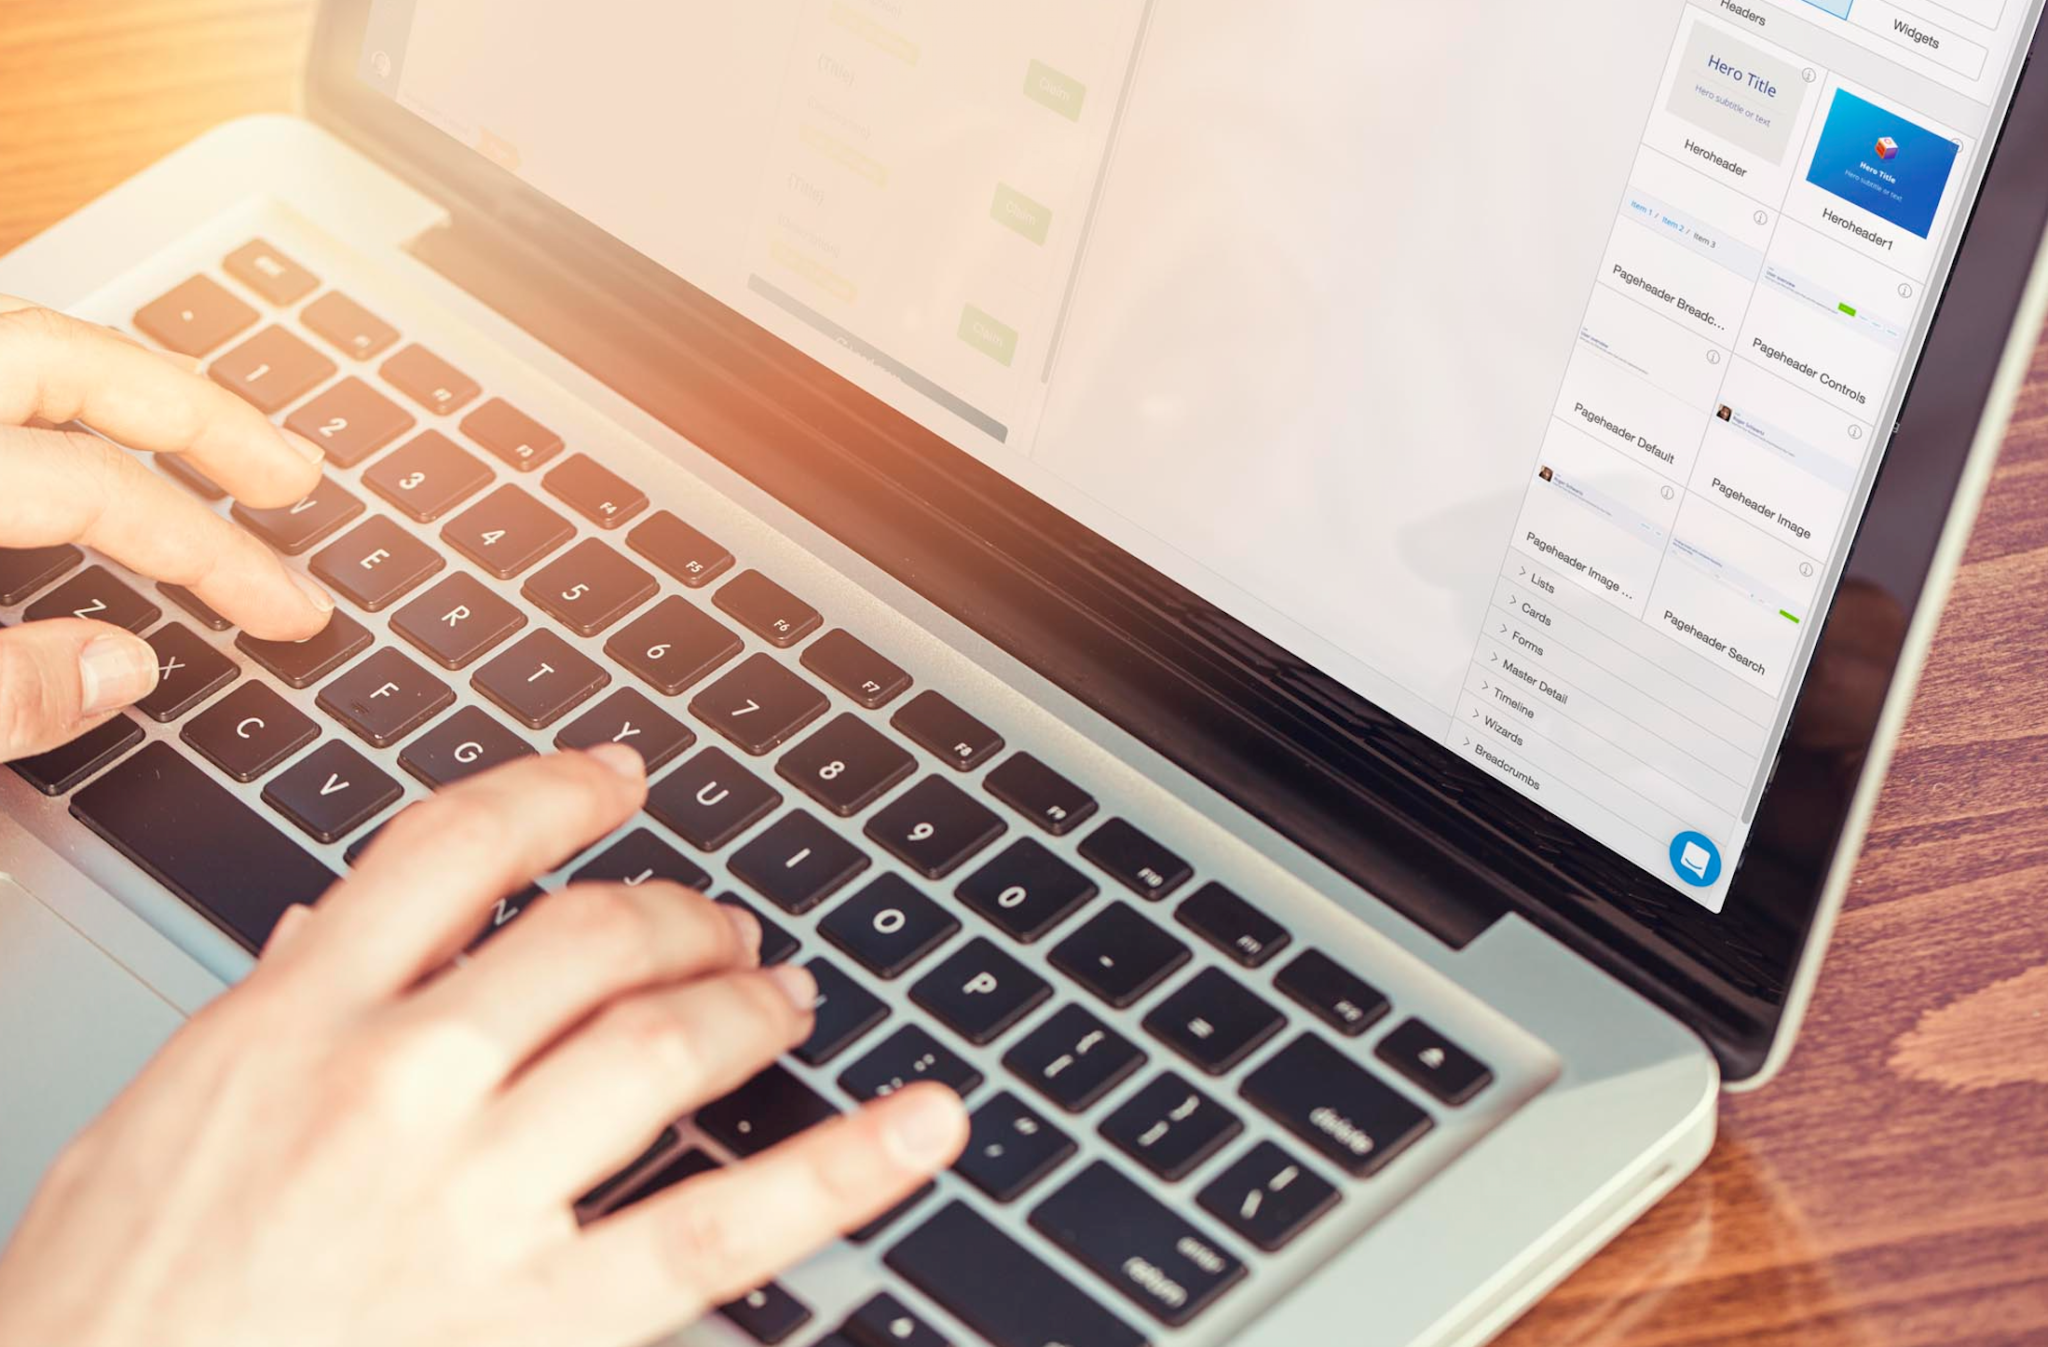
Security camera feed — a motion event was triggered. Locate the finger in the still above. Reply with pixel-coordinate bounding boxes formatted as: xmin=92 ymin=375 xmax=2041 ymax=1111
xmin=0 ymin=426 xmax=333 ymax=639
xmin=0 ymin=619 xmax=158 ymax=761
xmin=560 ymin=1086 xmax=967 ymax=1343
xmin=396 ymin=882 xmax=763 ymax=1077
xmin=305 ymin=748 xmax=649 ymax=1001
xmin=259 ymin=904 xmax=315 ymax=960
xmin=469 ymin=964 xmax=815 ymax=1200
xmin=0 ymin=300 xmax=323 ymax=508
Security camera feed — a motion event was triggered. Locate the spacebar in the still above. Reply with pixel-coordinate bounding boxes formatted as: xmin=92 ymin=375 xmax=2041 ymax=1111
xmin=884 ymin=1200 xmax=1149 ymax=1347
xmin=71 ymin=741 xmax=339 ymax=952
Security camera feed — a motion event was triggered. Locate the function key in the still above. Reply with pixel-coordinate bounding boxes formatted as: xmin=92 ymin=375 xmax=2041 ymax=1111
xmin=316 ymin=647 xmax=452 ymax=748
xmin=222 ymin=239 xmax=318 ymax=305
xmin=1274 ymin=949 xmax=1390 ymax=1038
xmin=864 ymin=776 xmax=1005 ymax=879
xmin=11 ymin=715 xmax=143 ymax=796
xmin=390 ymin=572 xmax=526 ymax=669
xmin=1049 ymin=903 xmax=1189 ymax=1010
xmin=793 ymin=957 xmax=888 ymax=1066
xmin=397 ymin=705 xmax=535 ymax=790
xmin=1196 ymin=1140 xmax=1340 ymax=1253
xmin=956 ymin=838 xmax=1097 ymax=943
xmin=552 ymin=687 xmax=694 ymax=773
xmin=135 ymin=276 xmax=257 ymax=357
xmin=715 ymin=893 xmax=799 ymax=966
xmin=604 ymin=595 xmax=741 ymax=695
xmin=364 ymin=431 xmax=492 ymax=522
xmin=262 ymin=739 xmax=404 ymax=844
xmin=697 ymin=1063 xmax=840 ymax=1156
xmin=625 ymin=509 xmax=733 ymax=589
xmin=776 ymin=712 xmax=915 ymax=817
xmin=25 ymin=566 xmax=160 ymax=632
xmin=690 ymin=653 xmax=829 ymax=756
xmin=799 ymin=629 xmax=910 ymax=709
xmin=719 ymin=1281 xmax=814 ymax=1346
xmin=460 ymin=397 xmax=563 ymax=471
xmin=713 ymin=570 xmax=820 ymax=648
xmin=442 ymin=484 xmax=574 ymax=578
xmin=890 ymin=691 xmax=1003 ymax=771
xmin=1241 ymin=1034 xmax=1433 ymax=1179
xmin=818 ymin=872 xmax=960 ymax=978
xmin=158 ymin=583 xmax=231 ymax=632
xmin=0 ymin=545 xmax=81 ymax=605
xmin=231 ymin=477 xmax=365 ymax=556
xmin=180 ymin=682 xmax=318 ymax=782
xmin=954 ymin=1092 xmax=1077 ymax=1204
xmin=310 ymin=516 xmax=445 ymax=611
xmin=727 ymin=810 xmax=869 ymax=915
xmin=1079 ymin=818 xmax=1192 ymax=901
xmin=523 ymin=538 xmax=658 ymax=636
xmin=910 ymin=937 xmax=1050 ymax=1046
xmin=1142 ymin=967 xmax=1284 ymax=1076
xmin=380 ymin=344 xmax=479 ymax=417
xmin=471 ymin=628 xmax=610 ymax=729
xmin=838 ymin=1024 xmax=983 ymax=1103
xmin=1375 ymin=1018 xmax=1494 ymax=1106
xmin=984 ymin=753 xmax=1096 ymax=836
xmin=644 ymin=747 xmax=781 ymax=850
xmin=1174 ymin=881 xmax=1291 ymax=969
xmin=301 ymin=291 xmax=399 ymax=360
xmin=1003 ymin=1003 xmax=1145 ymax=1114
xmin=283 ymin=377 xmax=415 ymax=467
xmin=209 ymin=326 xmax=337 ymax=413
xmin=843 ymin=1293 xmax=951 ymax=1347
xmin=136 ymin=623 xmax=239 ymax=722
xmin=234 ymin=609 xmax=372 ymax=688
xmin=571 ymin=826 xmax=712 ymax=894
xmin=1099 ymin=1072 xmax=1242 ymax=1181
xmin=885 ymin=1201 xmax=1145 ymax=1347
xmin=542 ymin=453 xmax=648 ymax=529
xmin=1029 ymin=1161 xmax=1245 ymax=1327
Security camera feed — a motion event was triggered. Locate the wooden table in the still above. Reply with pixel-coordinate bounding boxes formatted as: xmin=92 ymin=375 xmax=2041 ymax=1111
xmin=5 ymin=3 xmax=2047 ymax=1343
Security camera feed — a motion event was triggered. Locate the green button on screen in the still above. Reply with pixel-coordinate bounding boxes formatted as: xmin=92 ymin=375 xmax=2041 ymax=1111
xmin=991 ymin=183 xmax=1053 ymax=245
xmin=958 ymin=304 xmax=1019 ymax=367
xmin=1024 ymin=59 xmax=1087 ymax=122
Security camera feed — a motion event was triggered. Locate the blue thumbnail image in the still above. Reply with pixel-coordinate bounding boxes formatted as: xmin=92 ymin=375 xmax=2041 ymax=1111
xmin=1805 ymin=89 xmax=1960 ymax=239
xmin=1801 ymin=0 xmax=1853 ymax=17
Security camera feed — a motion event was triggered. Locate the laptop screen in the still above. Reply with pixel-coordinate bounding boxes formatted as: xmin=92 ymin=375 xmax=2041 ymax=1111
xmin=356 ymin=0 xmax=2041 ymax=913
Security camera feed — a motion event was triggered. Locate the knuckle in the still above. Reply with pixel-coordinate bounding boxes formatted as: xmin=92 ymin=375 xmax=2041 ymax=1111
xmin=660 ymin=1200 xmax=752 ymax=1288
xmin=603 ymin=996 xmax=703 ymax=1077
xmin=552 ymin=886 xmax=657 ymax=977
xmin=407 ymin=792 xmax=504 ymax=855
xmin=0 ymin=636 xmax=63 ymax=754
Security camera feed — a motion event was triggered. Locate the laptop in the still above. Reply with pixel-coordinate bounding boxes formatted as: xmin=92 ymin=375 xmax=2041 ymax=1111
xmin=3 ymin=0 xmax=2044 ymax=1342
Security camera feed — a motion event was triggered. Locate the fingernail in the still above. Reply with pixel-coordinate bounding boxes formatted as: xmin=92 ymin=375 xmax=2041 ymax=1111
xmin=882 ymin=1087 xmax=969 ymax=1169
xmin=288 ymin=568 xmax=335 ymax=614
xmin=721 ymin=902 xmax=762 ymax=959
xmin=766 ymin=962 xmax=818 ymax=1013
xmin=587 ymin=743 xmax=646 ymax=781
xmin=79 ymin=634 xmax=159 ymax=714
xmin=280 ymin=429 xmax=326 ymax=467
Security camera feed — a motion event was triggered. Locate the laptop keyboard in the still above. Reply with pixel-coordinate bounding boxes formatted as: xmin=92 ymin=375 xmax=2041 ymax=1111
xmin=1 ymin=234 xmax=1522 ymax=1346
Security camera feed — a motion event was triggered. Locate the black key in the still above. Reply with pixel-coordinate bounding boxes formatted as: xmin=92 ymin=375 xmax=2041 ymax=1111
xmin=443 ymin=485 xmax=574 ymax=578
xmin=792 ymin=958 xmax=887 ymax=1066
xmin=1079 ymin=819 xmax=1191 ymax=901
xmin=1274 ymin=949 xmax=1390 ymax=1038
xmin=984 ymin=753 xmax=1098 ymax=836
xmin=381 ymin=343 xmax=479 ymax=416
xmin=317 ymin=647 xmax=452 ymax=748
xmin=284 ymin=377 xmax=416 ymax=468
xmin=159 ymin=455 xmax=227 ymax=501
xmin=134 ymin=275 xmax=256 ymax=357
xmin=72 ymin=742 xmax=338 ymax=950
xmin=716 ymin=893 xmax=799 ymax=965
xmin=181 ymin=682 xmax=318 ymax=782
xmin=471 ymin=629 xmax=610 ymax=729
xmin=1143 ymin=967 xmax=1284 ymax=1076
xmin=398 ymin=705 xmax=535 ymax=789
xmin=235 ymin=609 xmax=372 ymax=688
xmin=572 ymin=827 xmax=712 ymax=893
xmin=553 ymin=688 xmax=694 ymax=772
xmin=310 ymin=516 xmax=445 ymax=612
xmin=891 ymin=691 xmax=1003 ymax=772
xmin=818 ymin=873 xmax=959 ymax=978
xmin=838 ymin=1024 xmax=983 ymax=1102
xmin=576 ymin=1135 xmax=706 ymax=1221
xmin=1031 ymin=1161 xmax=1246 ymax=1327
xmin=263 ymin=740 xmax=404 ymax=843
xmin=209 ymin=325 xmax=337 ymax=413
xmin=473 ymin=884 xmax=547 ymax=945
xmin=626 ymin=510 xmax=733 ymax=589
xmin=524 ymin=538 xmax=657 ymax=636
xmin=886 ymin=1202 xmax=1146 ymax=1347
xmin=712 ymin=570 xmax=820 ymax=648
xmin=364 ymin=430 xmax=493 ymax=521
xmin=136 ymin=623 xmax=239 ymax=722
xmin=844 ymin=1293 xmax=950 ymax=1347
xmin=865 ymin=777 xmax=1005 ymax=879
xmin=604 ymin=596 xmax=740 ymax=694
xmin=1175 ymin=882 xmax=1290 ymax=969
xmin=231 ymin=477 xmax=365 ymax=556
xmin=696 ymin=1063 xmax=841 ymax=1156
xmin=719 ymin=1282 xmax=813 ymax=1345
xmin=1100 ymin=1073 xmax=1242 ymax=1182
xmin=727 ymin=810 xmax=869 ymax=914
xmin=343 ymin=817 xmax=393 ymax=867
xmin=302 ymin=291 xmax=399 ymax=360
xmin=1375 ymin=1018 xmax=1494 ymax=1106
xmin=1197 ymin=1141 xmax=1340 ymax=1252
xmin=0 ymin=545 xmax=81 ymax=605
xmin=777 ymin=713 xmax=915 ymax=817
xmin=460 ymin=397 xmax=563 ymax=472
xmin=690 ymin=653 xmax=829 ymax=755
xmin=956 ymin=839 xmax=1096 ymax=943
xmin=222 ymin=238 xmax=318 ymax=305
xmin=847 ymin=1185 xmax=934 ymax=1245
xmin=542 ymin=453 xmax=647 ymax=529
xmin=644 ymin=747 xmax=781 ymax=850
xmin=158 ymin=583 xmax=230 ymax=632
xmin=1003 ymin=1003 xmax=1145 ymax=1114
xmin=798 ymin=628 xmax=910 ymax=709
xmin=955 ymin=1092 xmax=1076 ymax=1204
xmin=390 ymin=572 xmax=526 ymax=669
xmin=10 ymin=715 xmax=142 ymax=795
xmin=1242 ymin=1034 xmax=1433 ymax=1178
xmin=1050 ymin=903 xmax=1190 ymax=1010
xmin=911 ymin=937 xmax=1049 ymax=1046
xmin=25 ymin=566 xmax=159 ymax=633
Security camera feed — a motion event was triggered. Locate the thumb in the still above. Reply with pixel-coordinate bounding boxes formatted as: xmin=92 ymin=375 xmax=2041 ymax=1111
xmin=0 ymin=619 xmax=160 ymax=762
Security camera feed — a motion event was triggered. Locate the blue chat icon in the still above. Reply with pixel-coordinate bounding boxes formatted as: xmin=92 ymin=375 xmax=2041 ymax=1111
xmin=1668 ymin=831 xmax=1723 ymax=888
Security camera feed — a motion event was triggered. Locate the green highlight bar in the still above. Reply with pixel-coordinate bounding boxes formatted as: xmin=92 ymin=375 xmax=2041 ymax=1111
xmin=1838 ymin=302 xmax=1858 ymax=316
xmin=1780 ymin=609 xmax=1801 ymax=623
xmin=958 ymin=303 xmax=1019 ymax=367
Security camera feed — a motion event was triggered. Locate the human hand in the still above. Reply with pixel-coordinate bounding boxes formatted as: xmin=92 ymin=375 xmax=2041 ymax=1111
xmin=0 ymin=748 xmax=968 ymax=1347
xmin=0 ymin=297 xmax=335 ymax=762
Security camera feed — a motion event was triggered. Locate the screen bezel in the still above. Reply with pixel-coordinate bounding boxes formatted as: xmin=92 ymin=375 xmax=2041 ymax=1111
xmin=301 ymin=1 xmax=2048 ymax=1081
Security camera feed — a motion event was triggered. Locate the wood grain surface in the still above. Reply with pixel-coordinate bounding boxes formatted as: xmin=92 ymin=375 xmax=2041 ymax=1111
xmin=3 ymin=3 xmax=2046 ymax=1343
